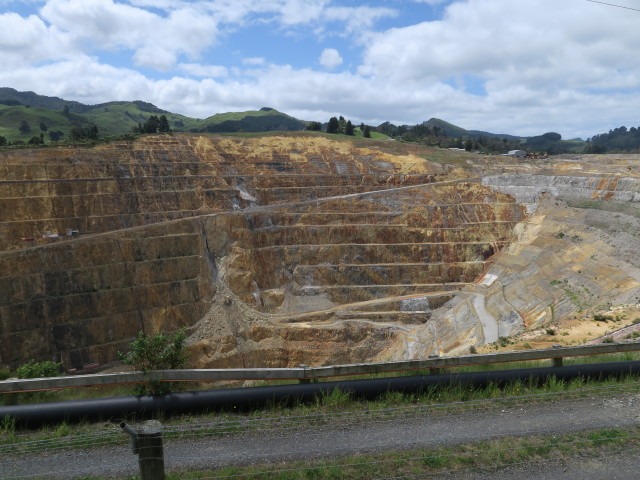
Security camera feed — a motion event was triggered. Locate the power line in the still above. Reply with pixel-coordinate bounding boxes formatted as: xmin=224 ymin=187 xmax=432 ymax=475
xmin=586 ymin=0 xmax=640 ymax=12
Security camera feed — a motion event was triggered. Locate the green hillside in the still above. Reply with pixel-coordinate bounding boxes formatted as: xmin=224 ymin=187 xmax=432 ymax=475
xmin=0 ymin=104 xmax=95 ymax=143
xmin=80 ymin=102 xmax=197 ymax=137
xmin=0 ymin=89 xmax=306 ymax=144
xmin=196 ymin=107 xmax=307 ymax=133
xmin=423 ymin=118 xmax=469 ymax=138
xmin=0 ymin=87 xmax=85 ymax=113
xmin=0 ymin=88 xmax=593 ymax=153
xmin=0 ymin=102 xmax=301 ymax=142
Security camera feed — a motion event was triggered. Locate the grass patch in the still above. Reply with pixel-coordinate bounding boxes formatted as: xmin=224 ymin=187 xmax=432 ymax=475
xmin=73 ymin=426 xmax=640 ymax=479
xmin=6 ymin=374 xmax=640 ymax=443
xmin=4 ymin=375 xmax=640 ymax=480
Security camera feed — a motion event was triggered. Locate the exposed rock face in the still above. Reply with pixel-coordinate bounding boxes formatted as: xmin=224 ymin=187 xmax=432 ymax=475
xmin=482 ymin=174 xmax=640 ymax=208
xmin=0 ymin=135 xmax=526 ymax=368
xmin=3 ymin=136 xmax=639 ymax=370
xmin=0 ymin=217 xmax=216 ymax=367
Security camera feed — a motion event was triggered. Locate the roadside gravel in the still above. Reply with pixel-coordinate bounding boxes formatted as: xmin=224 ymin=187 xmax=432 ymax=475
xmin=3 ymin=387 xmax=640 ymax=479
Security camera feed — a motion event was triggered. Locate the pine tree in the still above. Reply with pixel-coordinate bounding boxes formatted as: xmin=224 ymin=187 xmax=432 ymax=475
xmin=327 ymin=117 xmax=339 ymax=134
xmin=345 ymin=120 xmax=354 ymax=136
xmin=158 ymin=115 xmax=171 ymax=133
xmin=19 ymin=120 xmax=31 ymax=134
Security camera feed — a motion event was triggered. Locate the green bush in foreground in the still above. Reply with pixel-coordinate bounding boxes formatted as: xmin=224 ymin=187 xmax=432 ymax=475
xmin=118 ymin=328 xmax=187 ymax=395
xmin=16 ymin=360 xmax=62 ymax=379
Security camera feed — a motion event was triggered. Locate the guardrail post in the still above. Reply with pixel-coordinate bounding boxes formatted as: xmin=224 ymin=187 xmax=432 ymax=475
xmin=552 ymin=344 xmax=563 ymax=367
xmin=121 ymin=420 xmax=165 ymax=480
xmin=299 ymin=364 xmax=310 ymax=384
xmin=428 ymin=354 xmax=441 ymax=375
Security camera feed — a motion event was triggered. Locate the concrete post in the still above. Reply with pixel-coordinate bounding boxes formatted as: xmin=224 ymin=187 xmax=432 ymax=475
xmin=121 ymin=420 xmax=165 ymax=480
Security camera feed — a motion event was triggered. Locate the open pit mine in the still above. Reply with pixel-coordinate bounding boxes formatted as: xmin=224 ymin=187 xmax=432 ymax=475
xmin=1 ymin=135 xmax=640 ymax=370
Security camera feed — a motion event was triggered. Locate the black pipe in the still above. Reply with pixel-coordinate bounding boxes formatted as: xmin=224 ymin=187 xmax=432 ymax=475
xmin=3 ymin=360 xmax=640 ymax=427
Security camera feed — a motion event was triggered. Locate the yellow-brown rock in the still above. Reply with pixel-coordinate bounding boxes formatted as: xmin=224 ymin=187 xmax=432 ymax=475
xmin=5 ymin=135 xmax=637 ymax=369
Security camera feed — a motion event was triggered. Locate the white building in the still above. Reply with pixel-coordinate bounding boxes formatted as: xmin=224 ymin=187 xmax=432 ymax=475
xmin=506 ymin=149 xmax=527 ymax=157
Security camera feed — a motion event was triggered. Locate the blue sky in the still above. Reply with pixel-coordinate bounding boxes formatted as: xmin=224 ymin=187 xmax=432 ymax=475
xmin=1 ymin=0 xmax=640 ymax=139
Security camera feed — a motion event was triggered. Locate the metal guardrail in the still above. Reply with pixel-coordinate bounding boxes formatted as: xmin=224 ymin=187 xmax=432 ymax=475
xmin=2 ymin=342 xmax=640 ymax=393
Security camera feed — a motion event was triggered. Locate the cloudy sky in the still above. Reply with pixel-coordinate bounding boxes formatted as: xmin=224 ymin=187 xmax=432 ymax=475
xmin=1 ymin=0 xmax=639 ymax=139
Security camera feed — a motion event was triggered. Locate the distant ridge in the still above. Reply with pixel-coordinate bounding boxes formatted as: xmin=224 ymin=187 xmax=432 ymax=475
xmin=424 ymin=118 xmax=522 ymax=141
xmin=0 ymin=87 xmax=86 ymax=113
xmin=198 ymin=108 xmax=306 ymax=133
xmin=0 ymin=88 xmax=307 ymax=142
xmin=0 ymin=87 xmax=587 ymax=154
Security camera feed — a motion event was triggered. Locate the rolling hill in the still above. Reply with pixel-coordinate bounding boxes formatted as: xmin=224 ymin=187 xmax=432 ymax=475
xmin=0 ymin=87 xmax=587 ymax=154
xmin=0 ymin=88 xmax=307 ymax=142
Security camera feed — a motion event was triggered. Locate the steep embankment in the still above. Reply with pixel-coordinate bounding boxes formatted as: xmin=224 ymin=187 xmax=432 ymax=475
xmin=187 ymin=179 xmax=524 ymax=367
xmin=469 ymin=159 xmax=640 ymax=350
xmin=0 ymin=135 xmax=524 ymax=369
xmin=4 ymin=137 xmax=639 ymax=370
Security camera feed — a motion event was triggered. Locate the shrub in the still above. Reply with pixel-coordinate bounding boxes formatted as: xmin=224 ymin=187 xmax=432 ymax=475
xmin=546 ymin=328 xmax=556 ymax=336
xmin=118 ymin=328 xmax=187 ymax=395
xmin=16 ymin=360 xmax=62 ymax=379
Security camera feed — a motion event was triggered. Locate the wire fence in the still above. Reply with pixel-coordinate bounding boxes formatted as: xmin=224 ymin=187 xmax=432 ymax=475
xmin=2 ymin=380 xmax=640 ymax=479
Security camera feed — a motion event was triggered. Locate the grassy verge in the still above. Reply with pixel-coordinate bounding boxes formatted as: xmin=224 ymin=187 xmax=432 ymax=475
xmin=73 ymin=426 xmax=640 ymax=479
xmin=3 ymin=374 xmax=640 ymax=449
xmin=3 ymin=378 xmax=640 ymax=480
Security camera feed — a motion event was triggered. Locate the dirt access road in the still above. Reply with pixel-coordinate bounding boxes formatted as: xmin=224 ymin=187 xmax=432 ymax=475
xmin=4 ymin=384 xmax=640 ymax=479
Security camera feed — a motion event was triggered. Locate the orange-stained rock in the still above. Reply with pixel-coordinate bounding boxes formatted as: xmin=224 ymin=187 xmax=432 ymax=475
xmin=10 ymin=135 xmax=639 ymax=369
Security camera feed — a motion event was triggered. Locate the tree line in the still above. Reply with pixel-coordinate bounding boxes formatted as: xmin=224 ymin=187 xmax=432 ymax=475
xmin=0 ymin=113 xmax=174 ymax=148
xmin=305 ymin=116 xmax=527 ymax=153
xmin=376 ymin=121 xmax=525 ymax=153
xmin=131 ymin=114 xmax=171 ymax=134
xmin=307 ymin=116 xmax=371 ymax=137
xmin=585 ymin=125 xmax=640 ymax=153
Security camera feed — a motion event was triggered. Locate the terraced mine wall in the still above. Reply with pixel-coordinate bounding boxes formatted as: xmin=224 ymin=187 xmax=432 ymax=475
xmin=225 ymin=186 xmax=525 ymax=312
xmin=0 ymin=217 xmax=218 ymax=368
xmin=482 ymin=174 xmax=640 ymax=205
xmin=0 ymin=135 xmax=528 ymax=369
xmin=475 ymin=169 xmax=640 ymax=336
xmin=0 ymin=136 xmax=447 ymax=252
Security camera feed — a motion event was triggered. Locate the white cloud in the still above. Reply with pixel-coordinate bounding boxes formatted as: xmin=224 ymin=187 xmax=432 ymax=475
xmin=277 ymin=0 xmax=329 ymax=25
xmin=39 ymin=0 xmax=219 ymax=70
xmin=242 ymin=57 xmax=266 ymax=66
xmin=361 ymin=0 xmax=640 ymax=88
xmin=3 ymin=0 xmax=640 ymax=139
xmin=0 ymin=57 xmax=151 ymax=103
xmin=0 ymin=12 xmax=76 ymax=67
xmin=319 ymin=48 xmax=342 ymax=70
xmin=413 ymin=0 xmax=450 ymax=4
xmin=319 ymin=5 xmax=397 ymax=37
xmin=178 ymin=63 xmax=228 ymax=78
xmin=352 ymin=0 xmax=640 ymax=137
